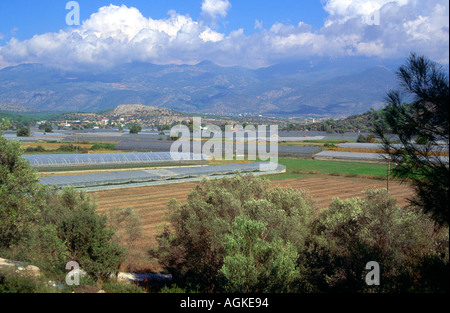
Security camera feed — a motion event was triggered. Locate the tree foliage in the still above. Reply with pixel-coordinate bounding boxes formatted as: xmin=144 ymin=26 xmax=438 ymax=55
xmin=38 ymin=122 xmax=53 ymax=133
xmin=151 ymin=175 xmax=448 ymax=293
xmin=374 ymin=53 xmax=449 ymax=227
xmin=219 ymin=216 xmax=299 ymax=293
xmin=306 ymin=189 xmax=448 ymax=292
xmin=0 ymin=136 xmax=46 ymax=249
xmin=1 ymin=132 xmax=126 ymax=281
xmin=150 ymin=174 xmax=315 ymax=292
xmin=129 ymin=124 xmax=142 ymax=134
xmin=40 ymin=188 xmax=127 ymax=280
xmin=16 ymin=125 xmax=31 ymax=137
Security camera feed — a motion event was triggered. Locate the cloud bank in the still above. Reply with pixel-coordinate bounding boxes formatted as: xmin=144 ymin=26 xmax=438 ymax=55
xmin=0 ymin=0 xmax=448 ymax=70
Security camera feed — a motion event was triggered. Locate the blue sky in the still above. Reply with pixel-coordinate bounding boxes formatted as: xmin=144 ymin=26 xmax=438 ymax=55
xmin=0 ymin=0 xmax=327 ymax=41
xmin=0 ymin=0 xmax=448 ymax=69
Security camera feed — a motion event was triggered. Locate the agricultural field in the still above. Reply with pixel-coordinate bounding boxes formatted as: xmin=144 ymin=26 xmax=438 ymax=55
xmin=264 ymin=158 xmax=392 ymax=180
xmin=91 ymin=162 xmax=415 ymax=272
xmin=25 ymin=137 xmax=417 ymax=272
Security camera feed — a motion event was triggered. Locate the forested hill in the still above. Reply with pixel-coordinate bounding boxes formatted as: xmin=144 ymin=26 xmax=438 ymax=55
xmin=284 ymin=106 xmax=392 ymax=133
xmin=328 ymin=107 xmax=390 ymax=133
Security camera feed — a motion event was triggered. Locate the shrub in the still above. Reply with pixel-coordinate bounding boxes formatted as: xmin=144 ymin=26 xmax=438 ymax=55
xmin=24 ymin=145 xmax=46 ymax=153
xmin=159 ymin=284 xmax=190 ymax=293
xmin=0 ymin=272 xmax=58 ymax=293
xmin=1 ymin=133 xmax=127 ymax=283
xmin=365 ymin=134 xmax=375 ymax=143
xmin=41 ymin=188 xmax=127 ymax=281
xmin=101 ymin=281 xmax=146 ymax=293
xmin=16 ymin=126 xmax=31 ymax=137
xmin=58 ymin=144 xmax=81 ymax=152
xmin=305 ymin=189 xmax=449 ymax=292
xmin=150 ymin=174 xmax=315 ymax=292
xmin=90 ymin=143 xmax=116 ymax=151
xmin=129 ymin=124 xmax=142 ymax=134
xmin=0 ymin=136 xmax=46 ymax=251
xmin=357 ymin=134 xmax=366 ymax=143
xmin=105 ymin=207 xmax=143 ymax=251
xmin=219 ymin=216 xmax=300 ymax=293
xmin=38 ymin=122 xmax=53 ymax=133
xmin=15 ymin=223 xmax=69 ymax=276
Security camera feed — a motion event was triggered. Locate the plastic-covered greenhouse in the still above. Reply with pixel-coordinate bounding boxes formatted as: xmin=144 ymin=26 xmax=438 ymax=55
xmin=23 ymin=152 xmax=209 ymax=171
xmin=38 ymin=162 xmax=286 ymax=190
xmin=338 ymin=142 xmax=448 ymax=153
xmin=314 ymin=151 xmax=388 ymax=162
xmin=315 ymin=150 xmax=449 ymax=164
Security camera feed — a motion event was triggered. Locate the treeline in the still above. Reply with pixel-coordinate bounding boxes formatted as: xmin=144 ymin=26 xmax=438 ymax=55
xmin=0 ymin=111 xmax=64 ymax=126
xmin=23 ymin=142 xmax=116 ymax=154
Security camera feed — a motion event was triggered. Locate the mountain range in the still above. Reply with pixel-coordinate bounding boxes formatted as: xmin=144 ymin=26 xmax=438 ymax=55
xmin=0 ymin=57 xmax=403 ymax=118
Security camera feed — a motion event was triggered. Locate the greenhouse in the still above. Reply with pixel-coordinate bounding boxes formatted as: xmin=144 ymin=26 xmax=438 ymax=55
xmin=338 ymin=142 xmax=448 ymax=153
xmin=314 ymin=151 xmax=388 ymax=162
xmin=315 ymin=150 xmax=449 ymax=164
xmin=38 ymin=162 xmax=286 ymax=190
xmin=23 ymin=152 xmax=209 ymax=171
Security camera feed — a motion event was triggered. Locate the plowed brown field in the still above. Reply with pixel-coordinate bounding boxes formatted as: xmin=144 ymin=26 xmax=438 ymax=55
xmin=91 ymin=175 xmax=415 ymax=272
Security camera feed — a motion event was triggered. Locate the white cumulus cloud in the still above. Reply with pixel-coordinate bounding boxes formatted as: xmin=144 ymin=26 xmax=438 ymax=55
xmin=0 ymin=1 xmax=448 ymax=70
xmin=201 ymin=0 xmax=231 ymax=20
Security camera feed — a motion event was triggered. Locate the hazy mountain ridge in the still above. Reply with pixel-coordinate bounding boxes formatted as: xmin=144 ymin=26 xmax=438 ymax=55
xmin=0 ymin=58 xmax=401 ymax=117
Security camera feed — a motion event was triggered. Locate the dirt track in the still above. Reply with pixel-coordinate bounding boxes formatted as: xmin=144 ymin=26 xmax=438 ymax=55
xmin=91 ymin=175 xmax=415 ymax=272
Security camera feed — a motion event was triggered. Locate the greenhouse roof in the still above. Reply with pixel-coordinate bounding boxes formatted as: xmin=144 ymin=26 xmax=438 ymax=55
xmin=23 ymin=152 xmax=209 ymax=168
xmin=38 ymin=162 xmax=286 ymax=189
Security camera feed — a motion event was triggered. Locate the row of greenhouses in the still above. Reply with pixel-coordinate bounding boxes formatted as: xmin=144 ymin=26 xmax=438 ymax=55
xmin=315 ymin=150 xmax=449 ymax=163
xmin=23 ymin=152 xmax=209 ymax=171
xmin=38 ymin=162 xmax=286 ymax=190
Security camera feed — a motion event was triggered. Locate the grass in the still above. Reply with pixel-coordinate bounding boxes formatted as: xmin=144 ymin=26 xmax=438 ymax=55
xmin=263 ymin=158 xmax=391 ymax=181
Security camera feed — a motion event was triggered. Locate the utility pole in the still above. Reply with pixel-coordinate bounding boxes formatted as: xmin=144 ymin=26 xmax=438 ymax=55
xmin=387 ymin=154 xmax=391 ymax=191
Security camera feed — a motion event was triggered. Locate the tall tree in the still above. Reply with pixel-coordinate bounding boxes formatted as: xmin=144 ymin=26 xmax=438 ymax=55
xmin=0 ymin=134 xmax=46 ymax=249
xmin=374 ymin=53 xmax=449 ymax=227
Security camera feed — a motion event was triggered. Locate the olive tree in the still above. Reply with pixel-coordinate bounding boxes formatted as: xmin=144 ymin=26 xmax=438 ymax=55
xmin=150 ymin=174 xmax=315 ymax=292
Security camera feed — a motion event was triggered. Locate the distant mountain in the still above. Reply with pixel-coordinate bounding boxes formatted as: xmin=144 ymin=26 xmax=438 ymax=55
xmin=0 ymin=102 xmax=39 ymax=113
xmin=0 ymin=57 xmax=402 ymax=117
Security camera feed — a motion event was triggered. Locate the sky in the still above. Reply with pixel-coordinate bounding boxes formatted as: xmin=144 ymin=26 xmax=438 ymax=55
xmin=0 ymin=0 xmax=448 ymax=70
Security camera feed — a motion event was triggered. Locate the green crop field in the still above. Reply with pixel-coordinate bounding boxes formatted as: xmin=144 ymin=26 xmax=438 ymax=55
xmin=264 ymin=158 xmax=391 ymax=181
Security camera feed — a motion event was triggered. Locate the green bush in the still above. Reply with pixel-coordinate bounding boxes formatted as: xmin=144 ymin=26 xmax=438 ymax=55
xmin=219 ymin=216 xmax=300 ymax=293
xmin=150 ymin=174 xmax=315 ymax=293
xmin=101 ymin=281 xmax=146 ymax=293
xmin=90 ymin=143 xmax=116 ymax=151
xmin=15 ymin=224 xmax=69 ymax=276
xmin=38 ymin=122 xmax=53 ymax=133
xmin=0 ymin=272 xmax=58 ymax=293
xmin=151 ymin=173 xmax=448 ymax=293
xmin=357 ymin=134 xmax=366 ymax=143
xmin=16 ymin=126 xmax=31 ymax=137
xmin=57 ymin=144 xmax=81 ymax=152
xmin=306 ymin=189 xmax=449 ymax=292
xmin=129 ymin=124 xmax=142 ymax=134
xmin=42 ymin=188 xmax=127 ymax=281
xmin=1 ymin=134 xmax=127 ymax=287
xmin=159 ymin=284 xmax=196 ymax=293
xmin=0 ymin=136 xmax=46 ymax=251
xmin=24 ymin=145 xmax=47 ymax=153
